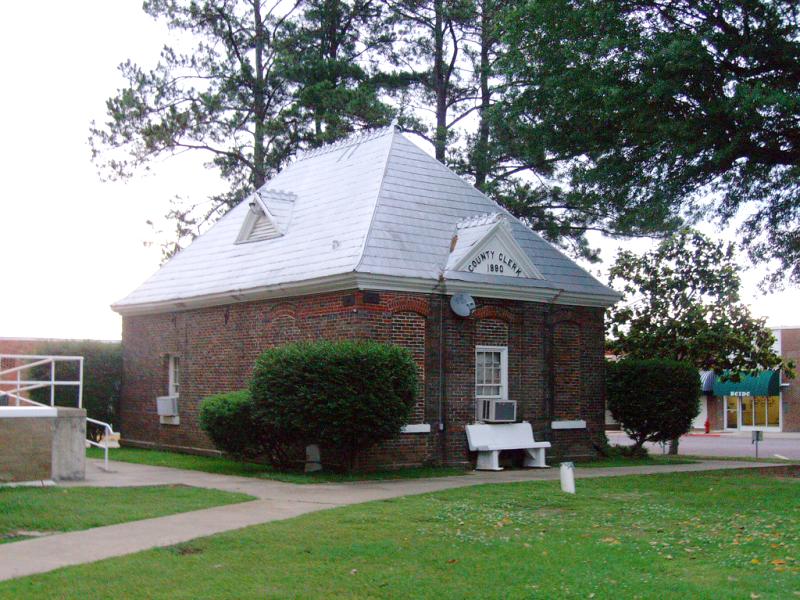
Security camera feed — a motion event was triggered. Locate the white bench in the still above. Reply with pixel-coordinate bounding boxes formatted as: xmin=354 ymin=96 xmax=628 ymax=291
xmin=465 ymin=422 xmax=551 ymax=471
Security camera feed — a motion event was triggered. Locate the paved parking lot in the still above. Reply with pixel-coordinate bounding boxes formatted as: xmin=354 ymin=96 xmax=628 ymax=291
xmin=609 ymin=430 xmax=800 ymax=460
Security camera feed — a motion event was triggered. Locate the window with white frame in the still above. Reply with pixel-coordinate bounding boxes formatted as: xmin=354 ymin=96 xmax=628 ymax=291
xmin=168 ymin=355 xmax=180 ymax=397
xmin=475 ymin=346 xmax=508 ymax=400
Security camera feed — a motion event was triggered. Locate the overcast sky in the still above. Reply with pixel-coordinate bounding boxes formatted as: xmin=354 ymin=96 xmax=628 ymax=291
xmin=1 ymin=1 xmax=797 ymax=341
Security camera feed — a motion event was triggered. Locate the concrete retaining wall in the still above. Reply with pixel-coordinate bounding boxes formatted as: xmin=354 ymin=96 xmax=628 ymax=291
xmin=0 ymin=407 xmax=86 ymax=483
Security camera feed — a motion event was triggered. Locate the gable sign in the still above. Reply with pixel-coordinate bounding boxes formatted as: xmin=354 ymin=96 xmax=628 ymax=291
xmin=465 ymin=246 xmax=525 ymax=277
xmin=453 ymin=217 xmax=543 ymax=280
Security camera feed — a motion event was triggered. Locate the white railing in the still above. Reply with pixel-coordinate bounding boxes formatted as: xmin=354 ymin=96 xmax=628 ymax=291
xmin=0 ymin=354 xmax=84 ymax=407
xmin=86 ymin=417 xmax=115 ymax=471
xmin=1 ymin=354 xmax=118 ymax=471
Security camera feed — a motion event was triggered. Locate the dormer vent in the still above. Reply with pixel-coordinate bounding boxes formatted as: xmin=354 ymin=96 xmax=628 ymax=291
xmin=236 ymin=189 xmax=296 ymax=244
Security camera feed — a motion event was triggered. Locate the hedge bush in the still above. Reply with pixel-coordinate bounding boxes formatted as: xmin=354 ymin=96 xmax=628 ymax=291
xmin=251 ymin=340 xmax=419 ymax=470
xmin=606 ymin=358 xmax=700 ymax=451
xmin=200 ymin=391 xmax=261 ymax=458
xmin=29 ymin=340 xmax=122 ymax=426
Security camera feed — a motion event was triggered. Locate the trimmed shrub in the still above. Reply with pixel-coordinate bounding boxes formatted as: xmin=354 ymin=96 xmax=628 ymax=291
xmin=606 ymin=358 xmax=700 ymax=451
xmin=200 ymin=391 xmax=261 ymax=458
xmin=29 ymin=340 xmax=122 ymax=426
xmin=250 ymin=340 xmax=419 ymax=470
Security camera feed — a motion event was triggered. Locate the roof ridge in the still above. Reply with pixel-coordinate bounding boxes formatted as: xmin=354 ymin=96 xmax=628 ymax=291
xmin=294 ymin=125 xmax=396 ymax=162
xmin=257 ymin=188 xmax=297 ymax=202
xmin=456 ymin=212 xmax=503 ymax=230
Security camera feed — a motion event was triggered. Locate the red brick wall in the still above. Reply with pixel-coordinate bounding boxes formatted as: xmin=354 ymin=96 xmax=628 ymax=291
xmin=120 ymin=290 xmax=606 ymax=466
xmin=707 ymin=396 xmax=724 ymax=431
xmin=780 ymin=329 xmax=799 ymax=432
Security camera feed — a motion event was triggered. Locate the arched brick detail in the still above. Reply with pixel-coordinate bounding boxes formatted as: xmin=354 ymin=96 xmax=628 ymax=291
xmin=388 ymin=297 xmax=430 ymax=317
xmin=391 ymin=310 xmax=426 ymax=423
xmin=475 ymin=318 xmax=509 ymax=347
xmin=473 ymin=305 xmax=519 ymax=324
xmin=553 ymin=319 xmax=581 ymax=420
xmin=269 ymin=302 xmax=297 ymax=320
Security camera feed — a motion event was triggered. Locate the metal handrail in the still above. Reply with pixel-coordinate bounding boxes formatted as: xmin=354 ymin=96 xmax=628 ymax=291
xmin=1 ymin=354 xmax=117 ymax=473
xmin=0 ymin=354 xmax=84 ymax=408
xmin=86 ymin=417 xmax=115 ymax=472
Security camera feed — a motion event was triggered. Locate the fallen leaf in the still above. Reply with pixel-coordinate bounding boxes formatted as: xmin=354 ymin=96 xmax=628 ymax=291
xmin=350 ymin=569 xmax=358 ymax=575
xmin=751 ymin=559 xmax=761 ymax=565
xmin=771 ymin=559 xmax=786 ymax=566
xmin=447 ymin=559 xmax=458 ymax=564
xmin=601 ymin=537 xmax=620 ymax=545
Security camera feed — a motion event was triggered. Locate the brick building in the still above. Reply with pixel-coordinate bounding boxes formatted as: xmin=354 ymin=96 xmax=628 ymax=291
xmin=698 ymin=327 xmax=799 ymax=433
xmin=113 ymin=127 xmax=621 ymax=468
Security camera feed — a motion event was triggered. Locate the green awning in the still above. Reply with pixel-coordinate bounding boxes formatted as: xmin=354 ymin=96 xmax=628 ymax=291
xmin=712 ymin=371 xmax=780 ymax=397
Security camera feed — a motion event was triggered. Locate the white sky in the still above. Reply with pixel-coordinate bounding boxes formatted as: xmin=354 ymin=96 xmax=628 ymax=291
xmin=1 ymin=2 xmax=797 ymax=341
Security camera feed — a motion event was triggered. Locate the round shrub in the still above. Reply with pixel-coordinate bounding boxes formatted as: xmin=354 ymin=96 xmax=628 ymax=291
xmin=250 ymin=340 xmax=419 ymax=470
xmin=606 ymin=358 xmax=700 ymax=451
xmin=199 ymin=390 xmax=281 ymax=462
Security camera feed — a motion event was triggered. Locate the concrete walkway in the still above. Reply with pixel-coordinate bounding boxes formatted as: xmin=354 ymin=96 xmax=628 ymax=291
xmin=0 ymin=458 xmax=789 ymax=582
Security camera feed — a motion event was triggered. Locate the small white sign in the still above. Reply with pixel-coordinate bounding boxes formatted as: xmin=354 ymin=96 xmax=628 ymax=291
xmin=465 ymin=247 xmax=525 ymax=277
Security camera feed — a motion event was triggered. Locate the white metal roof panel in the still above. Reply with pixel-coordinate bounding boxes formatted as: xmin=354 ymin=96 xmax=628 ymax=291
xmin=114 ymin=127 xmax=619 ymax=311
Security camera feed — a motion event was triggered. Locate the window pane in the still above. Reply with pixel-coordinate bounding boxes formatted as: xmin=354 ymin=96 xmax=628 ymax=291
xmin=741 ymin=397 xmax=754 ymax=427
xmin=726 ymin=397 xmax=738 ymax=428
xmin=755 ymin=397 xmax=767 ymax=427
xmin=475 ymin=348 xmax=507 ymax=402
xmin=477 ymin=385 xmax=501 ymax=397
xmin=767 ymin=397 xmax=780 ymax=427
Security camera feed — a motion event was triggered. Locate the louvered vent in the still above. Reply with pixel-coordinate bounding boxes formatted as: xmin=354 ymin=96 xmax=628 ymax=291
xmin=248 ymin=214 xmax=280 ymax=241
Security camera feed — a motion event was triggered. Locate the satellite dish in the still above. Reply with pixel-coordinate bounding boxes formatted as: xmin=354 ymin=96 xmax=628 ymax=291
xmin=450 ymin=293 xmax=476 ymax=317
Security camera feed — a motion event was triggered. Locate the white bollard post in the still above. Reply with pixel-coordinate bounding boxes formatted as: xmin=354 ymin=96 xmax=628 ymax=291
xmin=560 ymin=462 xmax=576 ymax=494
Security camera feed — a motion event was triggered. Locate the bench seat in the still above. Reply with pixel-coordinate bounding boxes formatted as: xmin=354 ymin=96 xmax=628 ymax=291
xmin=466 ymin=422 xmax=551 ymax=471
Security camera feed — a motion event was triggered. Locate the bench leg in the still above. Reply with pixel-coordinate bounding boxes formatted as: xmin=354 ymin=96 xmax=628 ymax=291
xmin=524 ymin=448 xmax=548 ymax=468
xmin=476 ymin=450 xmax=502 ymax=471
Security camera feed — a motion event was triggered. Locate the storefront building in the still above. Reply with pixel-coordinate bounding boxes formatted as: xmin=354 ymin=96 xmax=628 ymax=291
xmin=700 ymin=327 xmax=798 ymax=432
xmin=112 ymin=126 xmax=621 ymax=468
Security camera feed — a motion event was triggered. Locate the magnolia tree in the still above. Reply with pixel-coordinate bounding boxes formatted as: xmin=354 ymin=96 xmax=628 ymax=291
xmin=607 ymin=229 xmax=795 ymax=452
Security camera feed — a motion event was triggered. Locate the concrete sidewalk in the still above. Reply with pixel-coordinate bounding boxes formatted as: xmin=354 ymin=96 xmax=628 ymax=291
xmin=0 ymin=458 xmax=789 ymax=582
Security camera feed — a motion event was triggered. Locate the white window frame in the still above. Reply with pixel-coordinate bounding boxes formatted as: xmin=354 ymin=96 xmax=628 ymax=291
xmin=475 ymin=346 xmax=508 ymax=401
xmin=724 ymin=394 xmax=782 ymax=432
xmin=168 ymin=355 xmax=181 ymax=398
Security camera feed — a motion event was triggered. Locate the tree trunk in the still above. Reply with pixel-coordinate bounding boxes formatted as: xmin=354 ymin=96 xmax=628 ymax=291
xmin=473 ymin=0 xmax=492 ymax=189
xmin=252 ymin=0 xmax=267 ymax=189
xmin=433 ymin=0 xmax=447 ymax=162
xmin=668 ymin=438 xmax=679 ymax=455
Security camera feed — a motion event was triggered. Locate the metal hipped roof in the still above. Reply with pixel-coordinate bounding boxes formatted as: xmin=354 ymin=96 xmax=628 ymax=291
xmin=113 ymin=126 xmax=621 ymax=315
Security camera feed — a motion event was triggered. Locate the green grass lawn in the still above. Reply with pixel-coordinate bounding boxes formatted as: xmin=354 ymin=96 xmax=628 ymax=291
xmin=86 ymin=446 xmax=468 ymax=483
xmin=0 ymin=486 xmax=253 ymax=544
xmin=2 ymin=470 xmax=797 ymax=598
xmin=576 ymin=454 xmax=697 ymax=468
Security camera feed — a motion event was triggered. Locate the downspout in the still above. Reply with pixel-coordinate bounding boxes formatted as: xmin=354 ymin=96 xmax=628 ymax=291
xmin=435 ymin=276 xmax=448 ymax=461
xmin=434 ymin=276 xmax=445 ymax=431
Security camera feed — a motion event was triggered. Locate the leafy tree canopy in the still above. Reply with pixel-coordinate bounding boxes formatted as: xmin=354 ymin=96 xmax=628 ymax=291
xmin=93 ymin=0 xmax=676 ymax=263
xmin=91 ymin=0 xmax=394 ymax=257
xmin=607 ymin=229 xmax=795 ymax=379
xmin=495 ymin=0 xmax=800 ymax=287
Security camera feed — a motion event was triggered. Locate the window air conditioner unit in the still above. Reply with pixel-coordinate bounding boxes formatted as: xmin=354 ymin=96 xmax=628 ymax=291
xmin=478 ymin=399 xmax=517 ymax=423
xmin=156 ymin=395 xmax=179 ymax=417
